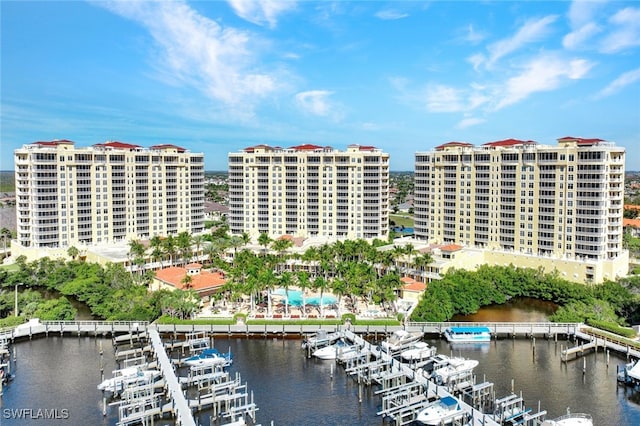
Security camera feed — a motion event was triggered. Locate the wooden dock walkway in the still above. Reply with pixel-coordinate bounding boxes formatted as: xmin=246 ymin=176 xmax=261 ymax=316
xmin=148 ymin=329 xmax=197 ymax=426
xmin=561 ymin=326 xmax=640 ymax=362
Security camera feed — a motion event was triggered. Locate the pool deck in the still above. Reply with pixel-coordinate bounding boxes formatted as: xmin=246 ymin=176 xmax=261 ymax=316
xmin=196 ymin=288 xmax=401 ymax=320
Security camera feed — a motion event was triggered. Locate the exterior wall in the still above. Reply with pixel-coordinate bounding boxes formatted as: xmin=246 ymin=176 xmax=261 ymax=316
xmin=414 ymin=137 xmax=627 ymax=284
xmin=14 ymin=140 xmax=204 ymax=250
xmin=228 ymin=144 xmax=390 ymax=240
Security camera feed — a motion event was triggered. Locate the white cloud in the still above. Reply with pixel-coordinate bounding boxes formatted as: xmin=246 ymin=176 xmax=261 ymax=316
xmin=495 ymin=55 xmax=593 ymax=110
xmin=375 ymin=9 xmax=408 ymax=21
xmin=567 ymin=0 xmax=607 ymax=27
xmin=98 ymin=1 xmax=283 ymax=115
xmin=295 ymin=90 xmax=334 ymax=116
xmin=227 ymin=0 xmax=297 ymax=28
xmin=599 ymin=7 xmax=640 ymax=53
xmin=457 ymin=117 xmax=486 ymax=129
xmin=464 ymin=24 xmax=486 ymax=44
xmin=596 ymin=67 xmax=640 ymax=98
xmin=424 ymin=85 xmax=465 ymax=113
xmin=563 ymin=22 xmax=601 ymax=50
xmin=484 ymin=15 xmax=558 ymax=67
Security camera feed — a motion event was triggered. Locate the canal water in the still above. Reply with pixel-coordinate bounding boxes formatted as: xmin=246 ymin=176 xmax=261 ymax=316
xmin=1 ymin=333 xmax=639 ymax=425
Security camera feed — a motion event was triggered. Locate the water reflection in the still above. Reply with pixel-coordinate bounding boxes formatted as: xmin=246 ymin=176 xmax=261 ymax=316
xmin=451 ymin=297 xmax=559 ymax=322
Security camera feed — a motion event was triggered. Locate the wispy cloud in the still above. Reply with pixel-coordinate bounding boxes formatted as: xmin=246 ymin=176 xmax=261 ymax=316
xmin=596 ymin=67 xmax=640 ymax=98
xmin=474 ymin=15 xmax=558 ymax=69
xmin=463 ymin=24 xmax=486 ymax=44
xmin=495 ymin=54 xmax=593 ymax=110
xmin=563 ymin=22 xmax=601 ymax=50
xmin=227 ymin=0 xmax=297 ymax=28
xmin=563 ymin=0 xmax=605 ymax=50
xmin=424 ymin=85 xmax=465 ymax=113
xmin=375 ymin=9 xmax=408 ymax=21
xmin=98 ymin=1 xmax=285 ymax=118
xmin=295 ymin=90 xmax=335 ymax=117
xmin=599 ymin=7 xmax=640 ymax=53
xmin=457 ymin=117 xmax=486 ymax=129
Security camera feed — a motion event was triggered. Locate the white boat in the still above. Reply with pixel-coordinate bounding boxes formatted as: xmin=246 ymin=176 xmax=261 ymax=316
xmin=542 ymin=413 xmax=593 ymax=426
xmin=400 ymin=341 xmax=437 ymax=363
xmin=313 ymin=340 xmax=361 ymax=361
xmin=301 ymin=330 xmax=342 ymax=349
xmin=430 ymin=357 xmax=479 ymax=385
xmin=380 ymin=329 xmax=424 ymax=352
xmin=617 ymin=359 xmax=640 ymax=384
xmin=415 ymin=395 xmax=468 ymax=425
xmin=444 ymin=326 xmax=491 ymax=343
xmin=184 ymin=348 xmax=232 ymax=368
xmin=97 ymin=367 xmax=161 ymax=393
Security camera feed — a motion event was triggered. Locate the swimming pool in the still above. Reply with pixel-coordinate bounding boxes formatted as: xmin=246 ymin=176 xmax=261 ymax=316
xmin=272 ymin=289 xmax=337 ymax=307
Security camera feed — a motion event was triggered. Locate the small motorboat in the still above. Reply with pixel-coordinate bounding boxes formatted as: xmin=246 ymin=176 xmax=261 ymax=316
xmin=430 ymin=356 xmax=479 ymax=385
xmin=184 ymin=347 xmax=232 ymax=368
xmin=313 ymin=340 xmax=360 ymax=361
xmin=542 ymin=412 xmax=593 ymax=425
xmin=97 ymin=367 xmax=161 ymax=393
xmin=380 ymin=329 xmax=424 ymax=353
xmin=415 ymin=395 xmax=468 ymax=425
xmin=400 ymin=341 xmax=437 ymax=363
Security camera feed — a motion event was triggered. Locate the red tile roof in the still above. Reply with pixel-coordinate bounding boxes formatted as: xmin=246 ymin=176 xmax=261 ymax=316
xmin=439 ymin=244 xmax=463 ymax=252
xmin=290 ymin=144 xmax=324 ymax=151
xmin=483 ymin=139 xmax=536 ymax=147
xmin=244 ymin=144 xmax=273 ymax=152
xmin=150 ymin=144 xmax=186 ymax=152
xmin=624 ymin=218 xmax=640 ymax=228
xmin=356 ymin=145 xmax=376 ymax=151
xmin=400 ymin=276 xmax=426 ymax=292
xmin=435 ymin=142 xmax=473 ymax=150
xmin=32 ymin=139 xmax=74 ymax=146
xmin=94 ymin=141 xmax=142 ymax=150
xmin=557 ymin=136 xmax=605 ymax=145
xmin=155 ymin=266 xmax=227 ymax=292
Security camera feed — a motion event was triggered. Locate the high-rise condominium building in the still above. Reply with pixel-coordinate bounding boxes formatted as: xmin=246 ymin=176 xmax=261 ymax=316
xmin=228 ymin=144 xmax=390 ymax=240
xmin=14 ymin=140 xmax=204 ymax=249
xmin=414 ymin=137 xmax=627 ymax=283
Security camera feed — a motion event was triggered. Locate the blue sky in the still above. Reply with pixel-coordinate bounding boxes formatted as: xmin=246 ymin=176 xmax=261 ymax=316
xmin=2 ymin=0 xmax=639 ymax=171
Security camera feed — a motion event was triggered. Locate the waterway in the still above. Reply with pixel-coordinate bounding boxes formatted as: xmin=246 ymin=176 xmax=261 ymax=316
xmin=451 ymin=297 xmax=559 ymax=323
xmin=2 ymin=332 xmax=639 ymax=425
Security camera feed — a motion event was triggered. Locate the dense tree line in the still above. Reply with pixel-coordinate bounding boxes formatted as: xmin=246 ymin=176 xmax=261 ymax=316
xmin=0 ymin=256 xmax=198 ymax=322
xmin=411 ymin=264 xmax=640 ymax=326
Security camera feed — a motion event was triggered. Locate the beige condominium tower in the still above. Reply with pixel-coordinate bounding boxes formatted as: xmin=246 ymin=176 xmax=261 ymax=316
xmin=413 ymin=136 xmax=627 ymax=284
xmin=13 ymin=140 xmax=204 ymax=256
xmin=228 ymin=144 xmax=390 ymax=241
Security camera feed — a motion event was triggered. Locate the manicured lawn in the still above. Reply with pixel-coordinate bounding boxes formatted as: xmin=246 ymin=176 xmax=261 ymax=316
xmin=389 ymin=214 xmax=414 ymax=228
xmin=0 ymin=263 xmax=19 ymax=272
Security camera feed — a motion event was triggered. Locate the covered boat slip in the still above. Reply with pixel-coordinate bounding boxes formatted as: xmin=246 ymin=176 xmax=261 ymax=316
xmin=444 ymin=326 xmax=492 ymax=343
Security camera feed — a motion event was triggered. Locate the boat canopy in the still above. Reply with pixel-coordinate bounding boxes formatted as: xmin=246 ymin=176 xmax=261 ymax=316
xmin=440 ymin=396 xmax=459 ymax=407
xmin=448 ymin=326 xmax=491 ymax=333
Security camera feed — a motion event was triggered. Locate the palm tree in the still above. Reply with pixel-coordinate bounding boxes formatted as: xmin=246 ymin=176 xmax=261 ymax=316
xmin=271 ymin=238 xmax=293 ymax=273
xmin=163 ymin=235 xmax=177 ymax=267
xmin=295 ymin=270 xmax=311 ymax=316
xmin=0 ymin=228 xmax=11 ymax=257
xmin=176 ymin=231 xmax=192 ymax=265
xmin=67 ymin=246 xmax=79 ymax=261
xmin=181 ymin=274 xmax=193 ymax=291
xmin=258 ymin=232 xmax=272 ymax=256
xmin=192 ymin=234 xmax=204 ymax=262
xmin=128 ymin=239 xmax=147 ymax=277
xmin=240 ymin=232 xmax=251 ymax=248
xmin=278 ymin=271 xmax=294 ymax=316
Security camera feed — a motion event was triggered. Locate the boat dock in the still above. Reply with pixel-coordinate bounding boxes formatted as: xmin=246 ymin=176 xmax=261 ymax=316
xmin=339 ymin=329 xmax=551 ymax=426
xmin=97 ymin=327 xmax=259 ymax=426
xmin=561 ymin=326 xmax=640 ymax=362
